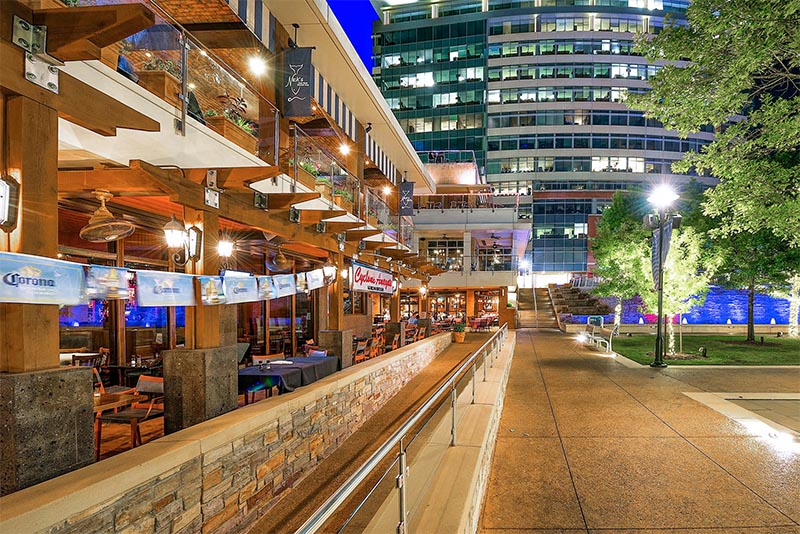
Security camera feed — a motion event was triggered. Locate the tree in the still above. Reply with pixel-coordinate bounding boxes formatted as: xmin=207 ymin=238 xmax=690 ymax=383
xmin=771 ymin=275 xmax=800 ymax=338
xmin=640 ymin=227 xmax=720 ymax=355
xmin=629 ymin=0 xmax=800 ymax=246
xmin=590 ymin=192 xmax=651 ymax=326
xmin=713 ymin=230 xmax=800 ymax=341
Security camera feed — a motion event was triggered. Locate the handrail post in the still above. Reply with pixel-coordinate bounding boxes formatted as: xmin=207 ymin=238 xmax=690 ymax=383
xmin=177 ymin=30 xmax=188 ymax=136
xmin=273 ymin=108 xmax=280 ymax=167
xmin=397 ymin=439 xmax=407 ymax=534
xmin=450 ymin=383 xmax=457 ymax=446
xmin=471 ymin=361 xmax=476 ymax=404
xmin=483 ymin=348 xmax=487 ymax=381
xmin=291 ymin=123 xmax=298 ymax=193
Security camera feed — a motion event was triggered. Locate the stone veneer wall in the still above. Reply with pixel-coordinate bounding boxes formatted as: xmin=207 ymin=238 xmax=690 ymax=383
xmin=0 ymin=333 xmax=452 ymax=534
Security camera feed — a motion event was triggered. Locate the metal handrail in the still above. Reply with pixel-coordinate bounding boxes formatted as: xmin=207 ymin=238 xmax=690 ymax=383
xmin=296 ymin=322 xmax=509 ymax=534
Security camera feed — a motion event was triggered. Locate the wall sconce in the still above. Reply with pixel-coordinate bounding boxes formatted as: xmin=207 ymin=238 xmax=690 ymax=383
xmin=322 ymin=259 xmax=337 ymax=281
xmin=163 ymin=215 xmax=202 ymax=266
xmin=0 ymin=175 xmax=20 ymax=232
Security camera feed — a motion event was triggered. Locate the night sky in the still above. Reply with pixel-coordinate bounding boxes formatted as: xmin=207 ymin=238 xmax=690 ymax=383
xmin=328 ymin=0 xmax=380 ymax=71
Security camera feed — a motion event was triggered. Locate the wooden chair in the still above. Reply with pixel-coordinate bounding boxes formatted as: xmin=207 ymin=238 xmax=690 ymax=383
xmin=97 ymin=375 xmax=164 ymax=451
xmin=307 ymin=349 xmax=328 ymax=357
xmin=384 ymin=333 xmax=400 ymax=353
xmin=354 ymin=340 xmax=368 ymax=363
xmin=93 ymin=368 xmax=134 ymax=395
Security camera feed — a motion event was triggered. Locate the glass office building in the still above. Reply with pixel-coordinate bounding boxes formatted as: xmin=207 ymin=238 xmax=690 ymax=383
xmin=373 ymin=0 xmax=713 ymax=274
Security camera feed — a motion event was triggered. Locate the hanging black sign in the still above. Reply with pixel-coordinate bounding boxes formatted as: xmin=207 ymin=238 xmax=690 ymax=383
xmin=399 ymin=181 xmax=414 ymax=216
xmin=283 ymin=47 xmax=313 ymax=117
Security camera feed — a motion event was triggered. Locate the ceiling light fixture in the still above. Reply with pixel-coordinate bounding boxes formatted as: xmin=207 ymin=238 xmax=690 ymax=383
xmin=339 ymin=143 xmax=351 ymax=155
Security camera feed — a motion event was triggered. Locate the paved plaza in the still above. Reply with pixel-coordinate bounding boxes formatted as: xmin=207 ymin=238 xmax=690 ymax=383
xmin=481 ymin=328 xmax=800 ymax=533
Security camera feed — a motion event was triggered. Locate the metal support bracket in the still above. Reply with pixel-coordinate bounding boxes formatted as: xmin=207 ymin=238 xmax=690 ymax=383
xmin=13 ymin=15 xmax=63 ymax=94
xmin=289 ymin=207 xmax=301 ymax=223
xmin=315 ymin=221 xmax=327 ymax=233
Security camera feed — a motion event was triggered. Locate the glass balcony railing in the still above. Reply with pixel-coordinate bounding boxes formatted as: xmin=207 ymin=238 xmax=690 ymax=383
xmin=421 ymin=254 xmax=519 ymax=273
xmin=75 ymin=0 xmax=280 ymax=166
xmin=289 ymin=125 xmax=361 ymax=218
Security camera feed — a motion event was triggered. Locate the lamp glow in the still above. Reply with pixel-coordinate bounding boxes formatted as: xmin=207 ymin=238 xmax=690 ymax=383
xmin=339 ymin=143 xmax=351 ymax=155
xmin=218 ymin=239 xmax=234 ymax=258
xmin=248 ymin=56 xmax=267 ymax=76
xmin=383 ymin=186 xmax=392 ymax=195
xmin=647 ymin=185 xmax=679 ymax=210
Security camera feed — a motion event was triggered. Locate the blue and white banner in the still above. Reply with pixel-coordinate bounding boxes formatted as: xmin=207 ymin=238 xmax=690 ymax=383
xmin=0 ymin=252 xmax=85 ymax=305
xmin=223 ymin=272 xmax=259 ymax=304
xmin=306 ymin=269 xmax=325 ymax=290
xmin=295 ymin=272 xmax=308 ymax=293
xmin=257 ymin=275 xmax=273 ymax=300
xmin=272 ymin=273 xmax=296 ymax=298
xmin=85 ymin=265 xmax=129 ymax=300
xmin=136 ymin=271 xmax=196 ymax=307
xmin=198 ymin=276 xmax=226 ymax=306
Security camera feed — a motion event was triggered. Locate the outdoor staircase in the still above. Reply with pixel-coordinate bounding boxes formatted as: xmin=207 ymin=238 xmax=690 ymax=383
xmin=516 ymin=288 xmax=559 ymax=328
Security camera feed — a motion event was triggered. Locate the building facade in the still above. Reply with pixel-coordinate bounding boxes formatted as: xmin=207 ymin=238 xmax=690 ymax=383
xmin=373 ymin=0 xmax=714 ymax=277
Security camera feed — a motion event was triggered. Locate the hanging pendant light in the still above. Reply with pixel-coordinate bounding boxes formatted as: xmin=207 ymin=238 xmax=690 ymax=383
xmin=79 ymin=190 xmax=136 ymax=242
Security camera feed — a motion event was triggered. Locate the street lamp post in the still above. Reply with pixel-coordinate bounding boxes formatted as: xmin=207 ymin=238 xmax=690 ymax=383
xmin=652 ymin=206 xmax=667 ymax=368
xmin=646 ymin=185 xmax=679 ymax=368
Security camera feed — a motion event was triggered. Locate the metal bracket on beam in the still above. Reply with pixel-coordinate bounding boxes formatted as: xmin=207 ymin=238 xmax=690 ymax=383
xmin=315 ymin=221 xmax=326 ymax=233
xmin=289 ymin=207 xmax=300 ymax=223
xmin=13 ymin=15 xmax=63 ymax=94
xmin=254 ymin=192 xmax=268 ymax=210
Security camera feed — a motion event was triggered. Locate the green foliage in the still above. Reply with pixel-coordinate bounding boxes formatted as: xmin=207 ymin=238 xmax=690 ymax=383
xmin=629 ymin=0 xmax=800 ymax=245
xmin=590 ymin=191 xmax=651 ymax=323
xmin=141 ymin=57 xmax=181 ymax=78
xmin=614 ymin=335 xmax=800 ymax=366
xmin=203 ymin=109 xmax=219 ymax=117
xmin=452 ymin=321 xmax=466 ymax=332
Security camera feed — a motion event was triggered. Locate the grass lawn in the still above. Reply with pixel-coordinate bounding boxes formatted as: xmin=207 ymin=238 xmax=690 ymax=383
xmin=613 ymin=334 xmax=800 ymax=365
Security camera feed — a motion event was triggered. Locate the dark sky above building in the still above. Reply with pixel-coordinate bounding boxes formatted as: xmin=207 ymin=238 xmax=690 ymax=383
xmin=328 ymin=0 xmax=379 ymax=71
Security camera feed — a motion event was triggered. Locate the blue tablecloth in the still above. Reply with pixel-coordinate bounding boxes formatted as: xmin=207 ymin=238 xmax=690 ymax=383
xmin=238 ymin=365 xmax=302 ymax=394
xmin=270 ymin=356 xmax=339 ymax=385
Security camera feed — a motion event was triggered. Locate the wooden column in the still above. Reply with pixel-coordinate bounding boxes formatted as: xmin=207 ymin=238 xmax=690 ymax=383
xmin=390 ymin=287 xmax=401 ymax=322
xmin=184 ymin=207 xmax=220 ymax=349
xmin=329 ymin=252 xmax=344 ymax=330
xmin=0 ymin=95 xmax=59 ymax=372
xmin=114 ymin=240 xmax=126 ymax=364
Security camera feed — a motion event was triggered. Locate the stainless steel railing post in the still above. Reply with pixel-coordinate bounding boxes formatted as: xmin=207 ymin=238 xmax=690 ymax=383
xmin=450 ymin=383 xmax=457 ymax=446
xmin=471 ymin=362 xmax=476 ymax=404
xmin=397 ymin=439 xmax=407 ymax=534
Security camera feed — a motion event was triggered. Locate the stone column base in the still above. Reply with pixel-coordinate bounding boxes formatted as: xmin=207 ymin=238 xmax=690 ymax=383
xmin=162 ymin=346 xmax=237 ymax=434
xmin=385 ymin=322 xmax=406 ymax=347
xmin=0 ymin=367 xmax=94 ymax=495
xmin=319 ymin=329 xmax=353 ymax=368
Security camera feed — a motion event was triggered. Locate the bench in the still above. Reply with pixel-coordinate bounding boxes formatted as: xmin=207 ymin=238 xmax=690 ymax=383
xmin=579 ymin=324 xmax=618 ymax=353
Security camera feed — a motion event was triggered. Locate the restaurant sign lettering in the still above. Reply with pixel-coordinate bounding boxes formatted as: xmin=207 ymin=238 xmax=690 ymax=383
xmin=0 ymin=251 xmax=85 ymax=305
xmin=352 ymin=262 xmax=394 ymax=295
xmin=135 ymin=271 xmax=196 ymax=307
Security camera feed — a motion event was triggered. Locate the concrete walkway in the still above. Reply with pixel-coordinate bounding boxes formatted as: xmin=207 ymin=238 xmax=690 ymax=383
xmin=481 ymin=328 xmax=800 ymax=534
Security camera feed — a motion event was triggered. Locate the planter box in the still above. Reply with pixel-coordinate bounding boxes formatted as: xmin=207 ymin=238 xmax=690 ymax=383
xmin=452 ymin=331 xmax=466 ymax=343
xmin=138 ymin=70 xmax=181 ymax=108
xmin=333 ymin=196 xmax=354 ymax=213
xmin=206 ymin=116 xmax=257 ymax=154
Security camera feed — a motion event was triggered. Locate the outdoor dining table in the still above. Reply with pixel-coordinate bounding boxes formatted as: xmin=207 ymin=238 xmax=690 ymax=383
xmin=238 ymin=365 xmax=302 ymax=395
xmin=270 ymin=356 xmax=338 ymax=386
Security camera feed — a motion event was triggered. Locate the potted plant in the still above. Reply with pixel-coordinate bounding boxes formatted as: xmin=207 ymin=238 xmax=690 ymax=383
xmin=452 ymin=321 xmax=466 ymax=343
xmin=205 ymin=93 xmax=258 ymax=153
xmin=138 ymin=57 xmax=182 ymax=107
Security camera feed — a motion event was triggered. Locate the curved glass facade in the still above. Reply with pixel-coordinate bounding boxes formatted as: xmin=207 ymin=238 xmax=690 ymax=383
xmin=374 ymin=0 xmax=705 ymax=273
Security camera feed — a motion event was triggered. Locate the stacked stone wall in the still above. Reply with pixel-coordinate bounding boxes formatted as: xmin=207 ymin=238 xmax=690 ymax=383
xmin=0 ymin=334 xmax=451 ymax=534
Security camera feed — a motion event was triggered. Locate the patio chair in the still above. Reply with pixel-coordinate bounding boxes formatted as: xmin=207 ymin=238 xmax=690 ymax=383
xmin=354 ymin=340 xmax=368 ymax=363
xmin=96 ymin=375 xmax=164 ymax=451
xmin=307 ymin=349 xmax=328 ymax=357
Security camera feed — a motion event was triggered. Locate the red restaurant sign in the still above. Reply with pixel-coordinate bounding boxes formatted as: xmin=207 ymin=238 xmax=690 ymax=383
xmin=352 ymin=262 xmax=394 ymax=295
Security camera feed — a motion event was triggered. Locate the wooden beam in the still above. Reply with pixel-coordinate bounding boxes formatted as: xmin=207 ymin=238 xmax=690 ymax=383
xmin=381 ymin=248 xmax=409 ymax=259
xmin=0 ymin=40 xmax=159 ymax=136
xmin=182 ymin=165 xmax=284 ymax=190
xmin=267 ymin=192 xmax=320 ymax=209
xmin=322 ymin=221 xmax=365 ymax=233
xmin=58 ymin=167 xmax=168 ymax=197
xmin=180 ymin=22 xmax=261 ymax=50
xmin=33 ymin=4 xmax=155 ymax=62
xmin=345 ymin=229 xmax=382 ymax=241
xmin=296 ymin=209 xmax=346 ymax=223
xmin=362 ymin=240 xmax=397 ymax=251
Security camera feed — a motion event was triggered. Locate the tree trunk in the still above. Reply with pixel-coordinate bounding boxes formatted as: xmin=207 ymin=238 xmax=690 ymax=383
xmin=747 ymin=278 xmax=755 ymax=342
xmin=667 ymin=316 xmax=676 ymax=356
xmin=789 ymin=275 xmax=800 ymax=338
xmin=614 ymin=297 xmax=622 ymax=327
